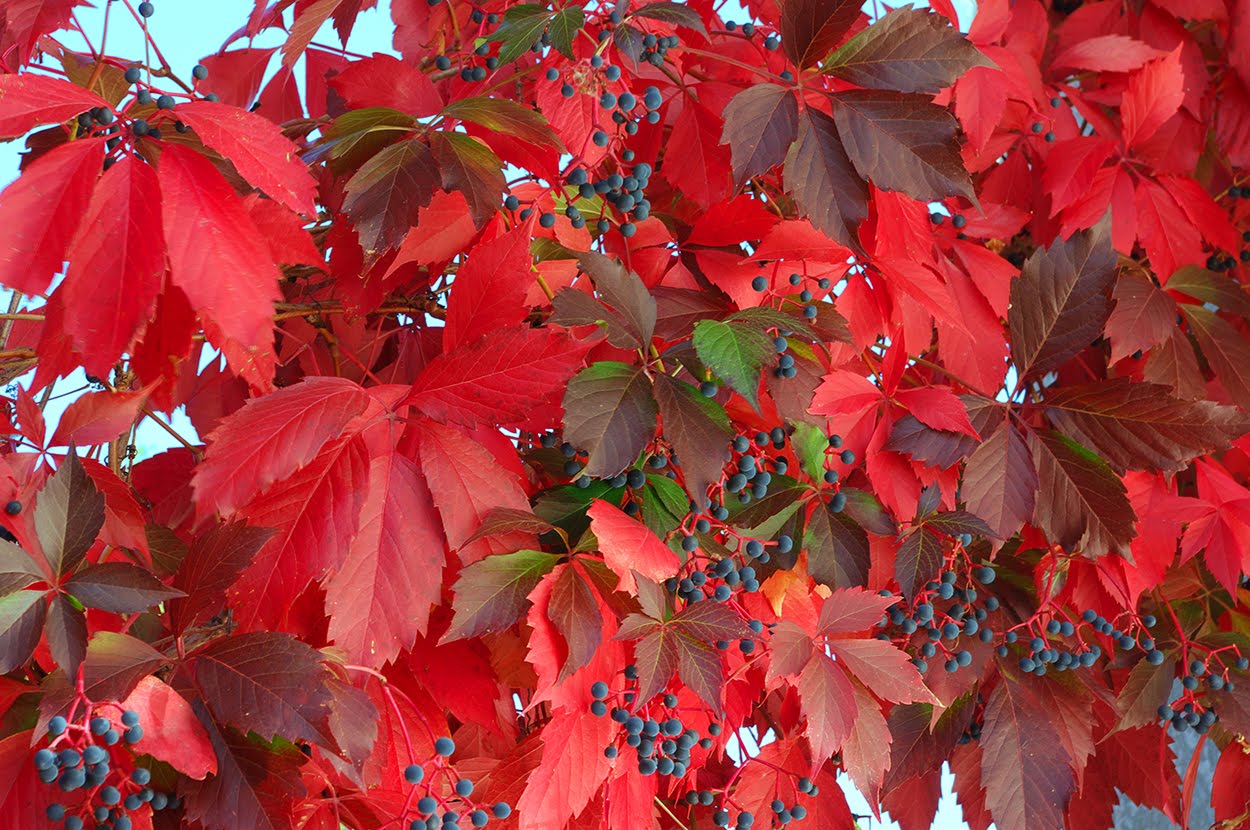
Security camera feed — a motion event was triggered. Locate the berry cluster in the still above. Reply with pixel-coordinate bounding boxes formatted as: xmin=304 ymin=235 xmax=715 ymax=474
xmin=1155 ymin=652 xmax=1249 ymax=735
xmin=399 ymin=736 xmax=512 ymax=829
xmin=878 ymin=561 xmax=1000 ymax=675
xmin=35 ymin=710 xmax=176 ymax=830
xmin=592 ymin=678 xmax=713 ymax=779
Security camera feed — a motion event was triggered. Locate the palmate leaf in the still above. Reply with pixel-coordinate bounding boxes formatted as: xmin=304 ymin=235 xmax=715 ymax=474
xmin=692 ymin=318 xmax=773 ymax=409
xmin=784 ymin=107 xmax=868 ymax=250
xmin=443 ymin=549 xmax=558 ymax=641
xmin=778 ymin=0 xmax=861 ymax=69
xmin=34 ymin=450 xmax=104 ymax=579
xmin=342 ymin=137 xmax=438 ymax=256
xmin=652 ymin=374 xmax=733 ymax=511
xmin=488 ymin=4 xmax=554 ymax=64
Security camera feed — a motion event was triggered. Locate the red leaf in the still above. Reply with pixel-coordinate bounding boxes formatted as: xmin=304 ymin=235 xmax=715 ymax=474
xmin=324 ymin=450 xmax=445 ymax=667
xmin=50 ymin=386 xmax=151 ymax=447
xmin=514 ymin=708 xmax=616 ymax=830
xmin=1106 ymin=271 xmax=1178 ymax=364
xmin=78 ymin=458 xmax=149 ymax=559
xmin=797 ymin=652 xmax=856 ymax=763
xmin=1213 ymin=741 xmax=1250 ymax=828
xmin=842 ymin=680 xmax=891 ymax=802
xmin=194 ymin=377 xmax=372 ymax=517
xmin=0 ymin=136 xmax=100 ymax=296
xmin=343 ymin=137 xmax=439 ymax=256
xmin=443 ymin=219 xmax=534 ymax=350
xmin=171 ymin=521 xmax=277 ymax=633
xmin=329 ymin=52 xmax=442 ymax=117
xmin=119 ymin=675 xmax=217 ymax=779
xmin=0 ymin=73 xmax=106 ymax=139
xmin=174 ymin=101 xmax=318 ymax=215
xmin=59 ymin=155 xmax=164 ymax=376
xmin=406 ymin=326 xmax=589 ymax=428
xmin=827 ymin=638 xmax=934 ymax=703
xmin=895 ymin=386 xmax=978 ymax=437
xmin=158 ymin=143 xmax=283 ymax=372
xmin=587 ymin=498 xmax=680 ymax=595
xmin=1051 ymin=35 xmax=1165 ymax=73
xmin=197 ymin=47 xmax=277 ymax=108
xmin=1122 ymin=46 xmax=1185 ymax=148
xmin=817 ymin=587 xmax=896 ymax=634
xmin=228 ymin=433 xmax=371 ymax=630
xmin=417 ymin=419 xmax=534 ymax=565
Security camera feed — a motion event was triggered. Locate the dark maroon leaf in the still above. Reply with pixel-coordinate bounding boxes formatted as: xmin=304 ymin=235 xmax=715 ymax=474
xmin=924 ymin=510 xmax=998 ymax=539
xmin=45 ymin=593 xmax=85 ymax=676
xmin=631 ymin=1 xmax=706 ymax=32
xmin=562 ymin=362 xmax=658 ymax=478
xmin=0 ymin=589 xmax=46 ymax=673
xmin=981 ymin=670 xmax=1075 ymax=830
xmin=0 ymin=540 xmax=44 ymax=595
xmin=444 ymin=549 xmax=558 ymax=641
xmin=1106 ymin=270 xmax=1178 ymax=364
xmin=63 ymin=561 xmax=184 ymax=614
xmin=33 ymin=450 xmax=105 ymax=579
xmin=805 ymin=500 xmax=870 ymax=589
xmin=886 ymin=415 xmax=978 ymax=469
xmin=324 ymin=677 xmax=379 ymax=781
xmin=577 ymin=250 xmax=657 ymax=347
xmin=1009 ymin=219 xmax=1117 ymax=381
xmin=886 ymin=694 xmax=975 ymax=789
xmin=627 ymin=623 xmax=679 ymax=705
xmin=550 ymin=287 xmax=638 ymax=349
xmin=431 ymin=132 xmax=505 ymax=230
xmin=548 ymin=563 xmax=603 ymax=681
xmin=183 ymin=697 xmax=306 ymax=830
xmin=464 ymin=508 xmax=556 ymax=546
xmin=832 ymin=90 xmax=976 ymax=203
xmin=783 ymin=108 xmax=868 ymax=250
xmin=779 ymin=0 xmax=861 ymax=69
xmin=146 ymin=523 xmax=188 ymax=577
xmin=38 ymin=631 xmax=166 ymax=730
xmin=189 ymin=631 xmax=334 ymax=746
xmin=651 ymin=286 xmax=734 ymax=341
xmin=652 ymin=374 xmax=733 ymax=511
xmin=961 ymin=421 xmax=1037 ymax=542
xmin=721 ymin=84 xmax=799 ymax=185
xmin=839 ymin=487 xmax=898 ymax=536
xmin=824 ymin=8 xmax=992 ymax=94
xmin=1113 ymin=655 xmax=1176 ymax=733
xmin=342 ymin=137 xmax=438 ymax=257
xmin=674 ymin=633 xmax=724 ymax=713
xmin=612 ymin=23 xmax=645 ymax=65
xmin=1027 ymin=429 xmax=1136 ymax=559
xmin=1182 ymin=304 xmax=1250 ymax=412
xmin=895 ymin=526 xmax=943 ymax=600
xmin=172 ymin=522 xmax=277 ymax=633
xmin=673 ymin=598 xmax=751 ymax=643
xmin=1042 ymin=379 xmax=1250 ymax=474
xmin=1165 ymin=265 xmax=1250 ymax=316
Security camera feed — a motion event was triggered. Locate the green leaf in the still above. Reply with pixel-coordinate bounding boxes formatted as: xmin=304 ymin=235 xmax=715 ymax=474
xmin=441 ymin=97 xmax=564 ymax=149
xmin=489 ymin=4 xmax=554 ymax=64
xmin=652 ymin=374 xmax=733 ymax=511
xmin=309 ymin=107 xmax=417 ymax=173
xmin=1041 ymin=378 xmax=1250 ymax=475
xmin=791 ymin=422 xmax=831 ymax=482
xmin=431 ymin=132 xmax=505 ymax=229
xmin=824 ymin=8 xmax=993 ymax=94
xmin=547 ymin=7 xmax=584 ymax=59
xmin=34 ymin=450 xmax=105 ymax=579
xmin=693 ymin=319 xmax=773 ymax=409
xmin=641 ymin=474 xmax=691 ymax=541
xmin=1027 ymin=429 xmax=1136 ymax=559
xmin=730 ymin=475 xmax=809 ymax=539
xmin=562 ymin=362 xmax=658 ymax=479
xmin=444 ymin=550 xmax=559 ymax=641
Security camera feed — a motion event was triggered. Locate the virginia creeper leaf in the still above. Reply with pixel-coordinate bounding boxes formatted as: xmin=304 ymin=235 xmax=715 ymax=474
xmin=652 ymin=373 xmax=733 ymax=511
xmin=1028 ymin=429 xmax=1136 ymax=559
xmin=63 ymin=561 xmax=184 ymax=613
xmin=34 ymin=450 xmax=104 ymax=579
xmin=562 ymin=361 xmax=658 ymax=479
xmin=721 ymin=84 xmax=799 ymax=185
xmin=444 ymin=549 xmax=558 ymax=641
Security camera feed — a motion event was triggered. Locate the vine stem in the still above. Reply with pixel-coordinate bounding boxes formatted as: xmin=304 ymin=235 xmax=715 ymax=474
xmin=0 ymin=293 xmax=25 ymax=349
